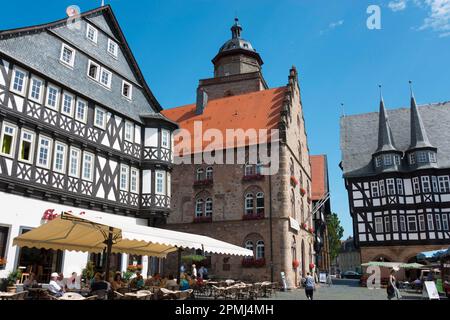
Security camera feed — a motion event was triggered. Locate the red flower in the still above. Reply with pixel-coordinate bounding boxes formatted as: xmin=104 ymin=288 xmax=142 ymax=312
xmin=292 ymin=259 xmax=300 ymax=269
xmin=302 ymin=223 xmax=307 ymax=229
xmin=290 ymin=176 xmax=298 ymax=186
xmin=300 ymin=188 xmax=306 ymax=196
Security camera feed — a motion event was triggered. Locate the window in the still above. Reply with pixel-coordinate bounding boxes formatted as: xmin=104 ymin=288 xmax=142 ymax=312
xmin=256 ymin=192 xmax=264 ymax=214
xmin=375 ymin=217 xmax=383 ymax=233
xmin=427 ymin=214 xmax=434 ymax=231
xmin=392 ymin=216 xmax=398 ymax=232
xmin=37 ymin=135 xmax=52 ymax=169
xmin=412 ymin=177 xmax=420 ymax=194
xmin=394 ymin=155 xmax=401 ymax=165
xmin=130 ymin=168 xmax=139 ymax=193
xmin=443 ymin=215 xmax=449 ymax=231
xmin=409 ymin=153 xmax=416 ymax=165
xmin=45 ymin=85 xmax=60 ymax=110
xmin=94 ymin=107 xmax=106 ymax=129
xmin=436 ymin=214 xmax=442 ymax=230
xmin=205 ymin=167 xmax=213 ymax=180
xmin=53 ymin=142 xmax=67 ymax=173
xmin=400 ymin=216 xmax=406 ymax=232
xmin=107 ymin=39 xmax=118 ymax=57
xmin=120 ymin=165 xmax=129 ymax=191
xmin=196 ymin=168 xmax=204 ymax=181
xmin=18 ymin=129 xmax=34 ymax=163
xmin=0 ymin=123 xmax=17 ymax=158
xmin=397 ymin=179 xmax=404 ymax=195
xmin=0 ymin=226 xmax=9 ymax=270
xmin=124 ymin=122 xmax=134 ymax=142
xmin=82 ymin=152 xmax=94 ymax=181
xmin=245 ymin=240 xmax=253 ymax=252
xmin=62 ymin=92 xmax=74 ymax=117
xmin=60 ymin=43 xmax=75 ymax=67
xmin=384 ymin=216 xmax=391 ymax=233
xmin=371 ymin=181 xmax=379 ymax=197
xmin=419 ymin=215 xmax=426 ymax=231
xmin=10 ymin=66 xmax=27 ymax=95
xmin=100 ymin=68 xmax=112 ymax=88
xmin=245 ymin=193 xmax=254 ymax=215
xmin=432 ymin=176 xmax=438 ymax=192
xmin=375 ymin=156 xmax=382 ymax=167
xmin=155 ymin=171 xmax=165 ymax=195
xmin=379 ymin=180 xmax=385 ymax=196
xmin=386 ymin=179 xmax=395 ymax=195
xmin=75 ymin=98 xmax=87 ymax=123
xmin=195 ymin=199 xmax=203 ymax=217
xmin=29 ymin=76 xmax=43 ymax=103
xmin=69 ymin=147 xmax=81 ymax=178
xmin=438 ymin=176 xmax=450 ymax=193
xmin=256 ymin=240 xmax=265 ymax=259
xmin=384 ymin=154 xmax=392 ymax=166
xmin=417 ymin=151 xmax=427 ymax=163
xmin=421 ymin=176 xmax=431 ymax=193
xmin=161 ymin=130 xmax=170 ymax=148
xmin=122 ymin=81 xmax=132 ymax=99
xmin=86 ymin=24 xmax=98 ymax=43
xmin=244 ymin=163 xmax=255 ymax=176
xmin=205 ymin=198 xmax=213 ymax=216
xmin=87 ymin=60 xmax=100 ymax=81
xmin=429 ymin=152 xmax=437 ymax=163
xmin=407 ymin=216 xmax=417 ymax=232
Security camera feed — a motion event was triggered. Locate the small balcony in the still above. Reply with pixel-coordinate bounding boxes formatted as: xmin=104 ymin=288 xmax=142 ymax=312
xmin=193 ymin=216 xmax=212 ymax=223
xmin=242 ymin=174 xmax=264 ymax=182
xmin=243 ymin=211 xmax=265 ymax=221
xmin=193 ymin=179 xmax=214 ymax=187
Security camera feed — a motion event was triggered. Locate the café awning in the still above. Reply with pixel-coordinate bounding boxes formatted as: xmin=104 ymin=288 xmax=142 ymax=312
xmin=13 ymin=211 xmax=253 ymax=258
xmin=361 ymin=261 xmax=424 ymax=269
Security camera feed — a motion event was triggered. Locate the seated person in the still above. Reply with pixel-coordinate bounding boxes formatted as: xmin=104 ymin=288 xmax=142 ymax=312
xmin=196 ymin=276 xmax=204 ymax=286
xmin=111 ymin=272 xmax=123 ymax=291
xmin=48 ymin=272 xmax=64 ymax=297
xmin=23 ymin=272 xmax=38 ymax=289
xmin=188 ymin=275 xmax=196 ymax=287
xmin=66 ymin=272 xmax=81 ymax=290
xmin=57 ymin=273 xmax=66 ymax=290
xmin=133 ymin=272 xmax=145 ymax=289
xmin=91 ymin=273 xmax=109 ymax=292
xmin=179 ymin=275 xmax=190 ymax=291
xmin=165 ymin=274 xmax=178 ymax=290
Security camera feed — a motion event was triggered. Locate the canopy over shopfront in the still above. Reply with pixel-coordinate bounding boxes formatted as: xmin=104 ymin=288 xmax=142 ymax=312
xmin=361 ymin=261 xmax=424 ymax=269
xmin=13 ymin=211 xmax=253 ymax=277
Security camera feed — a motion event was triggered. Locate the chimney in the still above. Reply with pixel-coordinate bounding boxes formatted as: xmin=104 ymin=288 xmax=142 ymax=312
xmin=196 ymin=88 xmax=208 ymax=115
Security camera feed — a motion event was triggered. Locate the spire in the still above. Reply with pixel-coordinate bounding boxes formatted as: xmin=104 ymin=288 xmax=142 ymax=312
xmin=408 ymin=81 xmax=433 ymax=149
xmin=375 ymin=85 xmax=398 ymax=153
xmin=231 ymin=17 xmax=242 ymax=39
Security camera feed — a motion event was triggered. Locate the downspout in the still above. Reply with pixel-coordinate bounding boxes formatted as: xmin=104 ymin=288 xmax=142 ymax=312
xmin=269 ymin=174 xmax=274 ymax=283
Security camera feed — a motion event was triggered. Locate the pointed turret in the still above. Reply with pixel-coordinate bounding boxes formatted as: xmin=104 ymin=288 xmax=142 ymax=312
xmin=375 ymin=86 xmax=398 ymax=153
xmin=408 ymin=82 xmax=434 ymax=150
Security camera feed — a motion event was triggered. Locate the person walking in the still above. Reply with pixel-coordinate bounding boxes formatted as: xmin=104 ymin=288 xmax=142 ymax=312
xmin=387 ymin=268 xmax=402 ymax=300
xmin=304 ymin=272 xmax=315 ymax=300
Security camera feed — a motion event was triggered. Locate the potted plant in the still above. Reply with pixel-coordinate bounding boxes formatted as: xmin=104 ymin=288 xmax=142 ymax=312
xmin=6 ymin=269 xmax=22 ymax=293
xmin=300 ymin=188 xmax=306 ymax=196
xmin=81 ymin=261 xmax=95 ymax=286
xmin=292 ymin=259 xmax=300 ymax=269
xmin=290 ymin=176 xmax=298 ymax=187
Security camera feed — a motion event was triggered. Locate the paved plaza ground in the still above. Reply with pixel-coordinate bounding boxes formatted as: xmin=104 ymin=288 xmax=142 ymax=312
xmin=262 ymin=279 xmax=443 ymax=300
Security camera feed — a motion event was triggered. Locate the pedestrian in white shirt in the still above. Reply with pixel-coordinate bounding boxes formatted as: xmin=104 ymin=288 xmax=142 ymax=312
xmin=48 ymin=272 xmax=64 ymax=297
xmin=192 ymin=264 xmax=197 ymax=278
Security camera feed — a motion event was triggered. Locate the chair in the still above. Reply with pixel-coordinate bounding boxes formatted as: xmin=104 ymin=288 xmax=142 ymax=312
xmin=91 ymin=289 xmax=107 ymax=300
xmin=114 ymin=291 xmax=125 ymax=300
xmin=178 ymin=289 xmax=193 ymax=300
xmin=84 ymin=295 xmax=98 ymax=300
xmin=20 ymin=266 xmax=31 ymax=284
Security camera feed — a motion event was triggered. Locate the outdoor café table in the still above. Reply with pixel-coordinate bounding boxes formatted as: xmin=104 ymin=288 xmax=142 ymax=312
xmin=59 ymin=292 xmax=85 ymax=300
xmin=0 ymin=292 xmax=16 ymax=300
xmin=124 ymin=292 xmax=150 ymax=300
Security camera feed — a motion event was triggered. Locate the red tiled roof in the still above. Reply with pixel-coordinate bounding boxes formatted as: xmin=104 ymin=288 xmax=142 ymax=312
xmin=311 ymin=155 xmax=327 ymax=201
xmin=162 ymin=87 xmax=286 ymax=152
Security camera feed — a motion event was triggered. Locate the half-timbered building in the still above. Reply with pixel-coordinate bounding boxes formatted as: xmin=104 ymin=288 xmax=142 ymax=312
xmin=0 ymin=5 xmax=177 ymax=281
xmin=340 ymin=90 xmax=450 ymax=274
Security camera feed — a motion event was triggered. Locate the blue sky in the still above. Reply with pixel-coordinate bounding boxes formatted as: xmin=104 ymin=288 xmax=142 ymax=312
xmin=2 ymin=0 xmax=450 ymax=239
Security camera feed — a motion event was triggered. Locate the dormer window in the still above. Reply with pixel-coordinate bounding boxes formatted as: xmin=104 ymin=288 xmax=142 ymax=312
xmin=122 ymin=80 xmax=132 ymax=100
xmin=417 ymin=151 xmax=427 ymax=163
xmin=409 ymin=153 xmax=416 ymax=165
xmin=394 ymin=155 xmax=401 ymax=165
xmin=429 ymin=152 xmax=437 ymax=163
xmin=383 ymin=154 xmax=392 ymax=166
xmin=86 ymin=24 xmax=98 ymax=44
xmin=375 ymin=156 xmax=382 ymax=167
xmin=107 ymin=39 xmax=118 ymax=58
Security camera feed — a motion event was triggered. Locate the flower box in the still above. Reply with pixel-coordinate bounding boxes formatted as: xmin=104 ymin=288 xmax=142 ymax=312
xmin=292 ymin=259 xmax=300 ymax=269
xmin=127 ymin=264 xmax=143 ymax=272
xmin=308 ymin=227 xmax=314 ymax=234
xmin=243 ymin=212 xmax=264 ymax=220
xmin=193 ymin=179 xmax=213 ymax=187
xmin=193 ymin=216 xmax=212 ymax=223
xmin=301 ymin=223 xmax=307 ymax=230
xmin=242 ymin=258 xmax=266 ymax=268
xmin=242 ymin=174 xmax=264 ymax=181
xmin=290 ymin=176 xmax=298 ymax=186
xmin=300 ymin=188 xmax=306 ymax=196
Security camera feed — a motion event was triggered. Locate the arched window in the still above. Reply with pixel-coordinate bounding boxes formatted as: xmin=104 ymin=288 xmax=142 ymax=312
xmin=245 ymin=193 xmax=254 ymax=215
xmin=256 ymin=240 xmax=265 ymax=259
xmin=301 ymin=199 xmax=304 ymax=223
xmin=256 ymin=161 xmax=263 ymax=175
xmin=205 ymin=198 xmax=213 ymax=216
xmin=244 ymin=162 xmax=255 ymax=176
xmin=291 ymin=236 xmax=297 ymax=263
xmin=298 ymin=142 xmax=302 ymax=163
xmin=205 ymin=167 xmax=213 ymax=180
xmin=291 ymin=189 xmax=296 ymax=219
xmin=196 ymin=168 xmax=204 ymax=181
xmin=307 ymin=180 xmax=310 ymax=197
xmin=290 ymin=158 xmax=295 ymax=176
xmin=256 ymin=192 xmax=264 ymax=214
xmin=245 ymin=240 xmax=253 ymax=252
xmin=195 ymin=199 xmax=203 ymax=217
xmin=299 ymin=171 xmax=303 ymax=187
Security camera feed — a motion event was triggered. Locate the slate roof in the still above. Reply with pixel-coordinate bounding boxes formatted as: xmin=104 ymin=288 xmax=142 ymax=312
xmin=340 ymin=101 xmax=450 ymax=178
xmin=409 ymin=96 xmax=435 ymax=150
xmin=0 ymin=5 xmax=162 ymax=123
xmin=375 ymin=97 xmax=398 ymax=153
